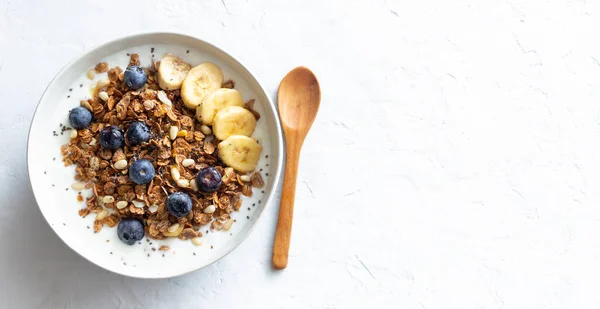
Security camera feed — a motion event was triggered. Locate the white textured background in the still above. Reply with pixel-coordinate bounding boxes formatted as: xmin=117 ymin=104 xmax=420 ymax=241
xmin=2 ymin=0 xmax=600 ymax=308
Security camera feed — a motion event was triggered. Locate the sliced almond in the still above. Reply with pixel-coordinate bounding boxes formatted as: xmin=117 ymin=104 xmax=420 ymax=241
xmin=157 ymin=90 xmax=172 ymax=107
xmin=177 ymin=179 xmax=190 ymax=188
xmin=98 ymin=91 xmax=109 ymax=102
xmin=191 ymin=237 xmax=203 ymax=246
xmin=171 ymin=166 xmax=181 ymax=181
xmin=190 ymin=179 xmax=199 ymax=191
xmin=71 ymin=182 xmax=86 ymax=191
xmin=116 ymin=201 xmax=128 ymax=209
xmin=149 ymin=205 xmax=159 ymax=213
xmin=96 ymin=209 xmax=108 ymax=221
xmin=169 ymin=126 xmax=178 ymax=140
xmin=223 ymin=218 xmax=234 ymax=231
xmin=200 ymin=125 xmax=212 ymax=135
xmin=182 ymin=159 xmax=195 ymax=167
xmin=163 ymin=223 xmax=184 ymax=237
xmin=203 ymin=205 xmax=216 ymax=214
xmin=167 ymin=223 xmax=180 ymax=233
xmin=114 ymin=159 xmax=128 ymax=170
xmin=240 ymin=174 xmax=251 ymax=182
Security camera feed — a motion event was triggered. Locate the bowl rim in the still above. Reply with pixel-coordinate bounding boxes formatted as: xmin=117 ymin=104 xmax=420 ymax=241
xmin=26 ymin=31 xmax=284 ymax=279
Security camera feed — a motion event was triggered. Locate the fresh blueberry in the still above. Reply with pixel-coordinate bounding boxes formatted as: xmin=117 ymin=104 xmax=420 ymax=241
xmin=68 ymin=107 xmax=92 ymax=129
xmin=126 ymin=121 xmax=151 ymax=146
xmin=98 ymin=125 xmax=124 ymax=149
xmin=166 ymin=192 xmax=193 ymax=218
xmin=196 ymin=167 xmax=222 ymax=193
xmin=123 ymin=65 xmax=147 ymax=89
xmin=117 ymin=218 xmax=145 ymax=245
xmin=128 ymin=159 xmax=155 ymax=185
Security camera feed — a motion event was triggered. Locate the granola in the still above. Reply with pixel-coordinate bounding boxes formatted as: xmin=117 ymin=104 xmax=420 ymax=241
xmin=62 ymin=53 xmax=265 ymax=246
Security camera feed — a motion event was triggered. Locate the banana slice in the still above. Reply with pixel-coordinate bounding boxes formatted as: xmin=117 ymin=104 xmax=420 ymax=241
xmin=218 ymin=135 xmax=263 ymax=173
xmin=181 ymin=63 xmax=224 ymax=109
xmin=195 ymin=88 xmax=244 ymax=125
xmin=157 ymin=54 xmax=192 ymax=91
xmin=213 ymin=106 xmax=257 ymax=140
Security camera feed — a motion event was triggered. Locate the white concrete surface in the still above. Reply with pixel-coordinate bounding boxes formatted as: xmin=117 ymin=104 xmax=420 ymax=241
xmin=2 ymin=0 xmax=600 ymax=308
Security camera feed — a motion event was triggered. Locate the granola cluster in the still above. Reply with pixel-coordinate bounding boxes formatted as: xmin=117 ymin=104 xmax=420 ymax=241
xmin=61 ymin=54 xmax=264 ymax=242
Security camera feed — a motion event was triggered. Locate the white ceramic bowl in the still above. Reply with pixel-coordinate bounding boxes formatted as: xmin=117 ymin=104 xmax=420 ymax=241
xmin=27 ymin=33 xmax=283 ymax=278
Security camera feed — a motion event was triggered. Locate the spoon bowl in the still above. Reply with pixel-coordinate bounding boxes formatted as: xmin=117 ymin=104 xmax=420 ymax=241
xmin=278 ymin=67 xmax=321 ymax=132
xmin=272 ymin=67 xmax=321 ymax=269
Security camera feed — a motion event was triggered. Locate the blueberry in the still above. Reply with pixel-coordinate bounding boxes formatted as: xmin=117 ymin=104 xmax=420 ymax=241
xmin=196 ymin=167 xmax=222 ymax=192
xmin=98 ymin=125 xmax=124 ymax=149
xmin=126 ymin=121 xmax=151 ymax=146
xmin=166 ymin=192 xmax=192 ymax=218
xmin=68 ymin=107 xmax=92 ymax=129
xmin=117 ymin=218 xmax=145 ymax=245
xmin=123 ymin=65 xmax=147 ymax=89
xmin=128 ymin=159 xmax=155 ymax=185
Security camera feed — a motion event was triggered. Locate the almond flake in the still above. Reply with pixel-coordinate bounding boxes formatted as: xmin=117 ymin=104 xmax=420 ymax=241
xmin=132 ymin=200 xmax=145 ymax=208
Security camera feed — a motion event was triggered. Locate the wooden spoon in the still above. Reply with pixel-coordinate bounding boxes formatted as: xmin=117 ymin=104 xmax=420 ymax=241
xmin=272 ymin=67 xmax=321 ymax=269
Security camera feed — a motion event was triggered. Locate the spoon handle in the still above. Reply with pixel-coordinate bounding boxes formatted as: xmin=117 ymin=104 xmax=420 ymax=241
xmin=272 ymin=139 xmax=301 ymax=269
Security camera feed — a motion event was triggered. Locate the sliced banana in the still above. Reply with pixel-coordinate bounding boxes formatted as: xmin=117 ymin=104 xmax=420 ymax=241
xmin=181 ymin=63 xmax=223 ymax=109
xmin=195 ymin=88 xmax=244 ymax=125
xmin=157 ymin=54 xmax=192 ymax=91
xmin=213 ymin=106 xmax=257 ymax=140
xmin=218 ymin=135 xmax=263 ymax=173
